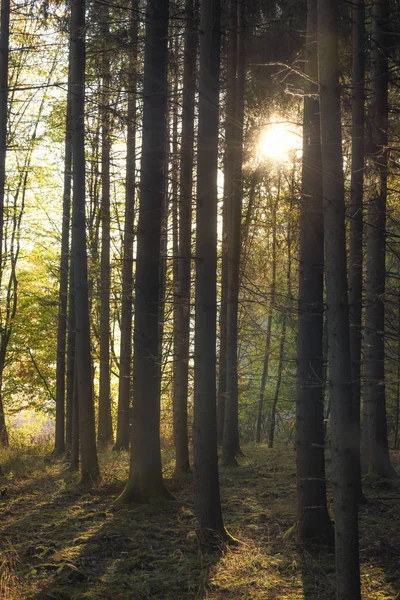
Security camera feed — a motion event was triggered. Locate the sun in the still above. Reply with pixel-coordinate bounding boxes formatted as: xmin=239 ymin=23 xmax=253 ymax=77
xmin=256 ymin=120 xmax=302 ymax=163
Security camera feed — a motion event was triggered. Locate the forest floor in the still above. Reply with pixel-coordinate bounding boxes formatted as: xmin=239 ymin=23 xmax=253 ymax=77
xmin=0 ymin=442 xmax=399 ymax=600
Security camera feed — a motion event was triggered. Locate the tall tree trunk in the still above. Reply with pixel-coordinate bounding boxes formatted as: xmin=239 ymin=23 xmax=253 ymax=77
xmin=71 ymin=0 xmax=100 ymax=483
xmin=318 ymin=0 xmax=361 ymax=596
xmin=66 ymin=249 xmax=76 ymax=453
xmin=268 ymin=315 xmax=286 ymax=449
xmin=70 ymin=360 xmax=79 ymax=471
xmin=116 ymin=0 xmax=171 ymax=505
xmin=0 ymin=356 xmax=8 ymax=447
xmin=268 ymin=198 xmax=293 ymax=450
xmin=255 ymin=190 xmax=278 ymax=444
xmin=348 ymin=0 xmax=365 ymax=500
xmin=217 ymin=0 xmax=238 ymax=448
xmin=173 ymin=0 xmax=196 ymax=477
xmin=54 ymin=63 xmax=73 ymax=456
xmin=194 ymin=0 xmax=227 ymax=545
xmin=222 ymin=0 xmax=245 ymax=465
xmin=295 ymin=0 xmax=332 ymax=544
xmin=0 ymin=0 xmax=10 ymax=447
xmin=98 ymin=1 xmax=114 ymax=447
xmin=115 ymin=0 xmax=138 ymax=452
xmin=362 ymin=0 xmax=398 ymax=479
xmin=395 ymin=296 xmax=400 ymax=449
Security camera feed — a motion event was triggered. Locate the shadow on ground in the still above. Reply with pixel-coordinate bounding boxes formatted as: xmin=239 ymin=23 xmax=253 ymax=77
xmin=1 ymin=445 xmax=399 ymax=599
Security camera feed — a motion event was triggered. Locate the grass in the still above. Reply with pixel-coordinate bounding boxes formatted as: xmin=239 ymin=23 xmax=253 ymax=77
xmin=0 ymin=442 xmax=399 ymax=599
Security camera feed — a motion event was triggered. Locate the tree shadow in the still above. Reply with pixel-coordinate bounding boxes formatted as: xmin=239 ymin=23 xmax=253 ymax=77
xmin=359 ymin=468 xmax=400 ymax=600
xmin=298 ymin=546 xmax=335 ymax=600
xmin=3 ymin=446 xmax=399 ymax=600
xmin=13 ymin=476 xmax=222 ymax=600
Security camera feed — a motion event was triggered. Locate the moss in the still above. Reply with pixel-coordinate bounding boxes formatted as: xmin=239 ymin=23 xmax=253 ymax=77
xmin=0 ymin=445 xmax=399 ymax=600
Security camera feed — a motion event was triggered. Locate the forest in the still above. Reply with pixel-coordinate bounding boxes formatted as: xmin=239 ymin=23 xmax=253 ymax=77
xmin=0 ymin=0 xmax=399 ymax=598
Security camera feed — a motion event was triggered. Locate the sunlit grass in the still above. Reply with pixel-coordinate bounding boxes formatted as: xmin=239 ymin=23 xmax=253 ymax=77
xmin=0 ymin=443 xmax=399 ymax=599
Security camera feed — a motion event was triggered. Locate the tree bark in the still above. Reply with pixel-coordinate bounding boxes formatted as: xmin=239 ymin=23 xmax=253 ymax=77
xmin=348 ymin=0 xmax=365 ymax=500
xmin=172 ymin=0 xmax=196 ymax=477
xmin=255 ymin=190 xmax=278 ymax=444
xmin=295 ymin=0 xmax=332 ymax=544
xmin=115 ymin=0 xmax=138 ymax=452
xmin=194 ymin=0 xmax=227 ymax=545
xmin=66 ymin=247 xmax=76 ymax=453
xmin=54 ymin=61 xmax=73 ymax=456
xmin=222 ymin=0 xmax=245 ymax=465
xmin=98 ymin=1 xmax=114 ymax=447
xmin=362 ymin=0 xmax=398 ymax=479
xmin=268 ymin=197 xmax=293 ymax=450
xmin=268 ymin=315 xmax=286 ymax=449
xmin=70 ymin=359 xmax=79 ymax=471
xmin=217 ymin=0 xmax=237 ymax=449
xmin=0 ymin=0 xmax=10 ymax=447
xmin=318 ymin=0 xmax=361 ymax=596
xmin=71 ymin=0 xmax=100 ymax=483
xmin=116 ymin=0 xmax=171 ymax=505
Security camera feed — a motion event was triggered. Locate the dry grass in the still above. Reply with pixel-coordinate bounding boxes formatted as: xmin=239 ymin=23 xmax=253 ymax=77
xmin=0 ymin=442 xmax=399 ymax=599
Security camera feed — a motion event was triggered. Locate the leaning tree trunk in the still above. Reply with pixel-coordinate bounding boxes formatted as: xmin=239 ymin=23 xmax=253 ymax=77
xmin=318 ymin=0 xmax=361 ymax=597
xmin=222 ymin=0 xmax=245 ymax=466
xmin=98 ymin=0 xmax=113 ymax=447
xmin=115 ymin=0 xmax=138 ymax=452
xmin=295 ymin=0 xmax=332 ymax=544
xmin=172 ymin=0 xmax=196 ymax=478
xmin=116 ymin=0 xmax=171 ymax=505
xmin=193 ymin=0 xmax=227 ymax=546
xmin=363 ymin=0 xmax=398 ymax=479
xmin=0 ymin=0 xmax=10 ymax=448
xmin=70 ymin=0 xmax=100 ymax=483
xmin=54 ymin=62 xmax=73 ymax=456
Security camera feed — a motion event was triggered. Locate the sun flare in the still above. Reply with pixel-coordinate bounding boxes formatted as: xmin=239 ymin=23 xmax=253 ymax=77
xmin=256 ymin=120 xmax=302 ymax=163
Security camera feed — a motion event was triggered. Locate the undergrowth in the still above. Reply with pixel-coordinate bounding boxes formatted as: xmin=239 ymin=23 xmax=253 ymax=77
xmin=0 ymin=442 xmax=399 ymax=599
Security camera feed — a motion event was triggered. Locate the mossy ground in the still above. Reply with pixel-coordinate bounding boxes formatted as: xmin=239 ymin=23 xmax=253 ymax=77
xmin=0 ymin=443 xmax=399 ymax=599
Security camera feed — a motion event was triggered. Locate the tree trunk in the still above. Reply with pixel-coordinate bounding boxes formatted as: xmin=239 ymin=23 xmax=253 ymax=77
xmin=70 ymin=360 xmax=79 ymax=471
xmin=194 ymin=0 xmax=227 ymax=545
xmin=255 ymin=191 xmax=278 ymax=444
xmin=395 ymin=296 xmax=400 ymax=449
xmin=218 ymin=0 xmax=237 ymax=449
xmin=268 ymin=315 xmax=286 ymax=449
xmin=0 ymin=354 xmax=8 ymax=446
xmin=54 ymin=62 xmax=73 ymax=456
xmin=66 ymin=248 xmax=76 ymax=453
xmin=115 ymin=0 xmax=138 ymax=452
xmin=348 ymin=0 xmax=365 ymax=500
xmin=362 ymin=0 xmax=398 ymax=479
xmin=295 ymin=0 xmax=332 ymax=544
xmin=0 ymin=0 xmax=10 ymax=448
xmin=116 ymin=0 xmax=171 ymax=505
xmin=268 ymin=197 xmax=293 ymax=450
xmin=70 ymin=0 xmax=100 ymax=483
xmin=222 ymin=0 xmax=245 ymax=465
xmin=0 ymin=0 xmax=9 ymax=275
xmin=172 ymin=0 xmax=196 ymax=477
xmin=98 ymin=1 xmax=113 ymax=447
xmin=318 ymin=0 xmax=361 ymax=596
